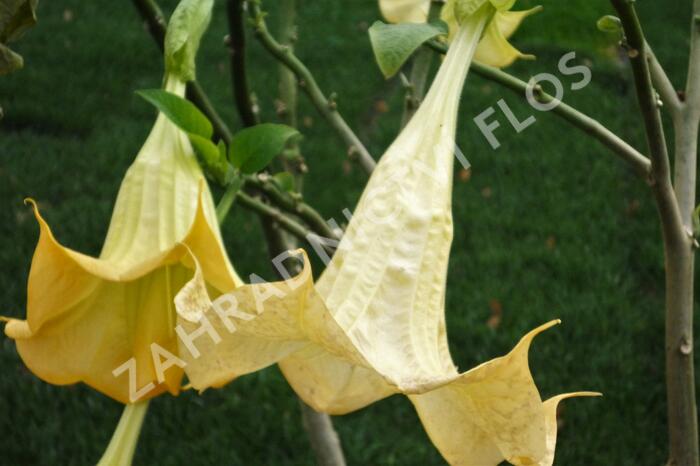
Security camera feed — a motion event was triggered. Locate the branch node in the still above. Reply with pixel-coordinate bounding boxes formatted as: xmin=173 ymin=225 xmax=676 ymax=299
xmin=328 ymin=92 xmax=338 ymax=110
xmin=680 ymin=337 xmax=693 ymax=356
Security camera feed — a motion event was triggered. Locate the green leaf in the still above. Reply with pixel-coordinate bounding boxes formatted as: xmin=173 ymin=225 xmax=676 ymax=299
xmin=272 ymin=172 xmax=296 ymax=193
xmin=136 ymin=89 xmax=213 ymax=139
xmin=229 ymin=124 xmax=300 ymax=174
xmin=597 ymin=15 xmax=622 ymax=34
xmin=368 ymin=20 xmax=448 ymax=79
xmin=165 ymin=0 xmax=213 ymax=81
xmin=188 ymin=133 xmax=233 ymax=186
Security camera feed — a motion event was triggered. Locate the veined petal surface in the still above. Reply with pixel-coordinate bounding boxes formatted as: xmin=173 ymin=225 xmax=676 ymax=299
xmin=4 ymin=75 xmax=242 ymax=404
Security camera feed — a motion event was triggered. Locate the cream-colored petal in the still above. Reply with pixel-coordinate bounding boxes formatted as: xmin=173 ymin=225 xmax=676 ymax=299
xmin=279 ymin=345 xmax=397 ymax=415
xmin=100 ymin=76 xmax=241 ymax=288
xmin=170 ymin=12 xmax=595 ymax=464
xmin=176 ymin=250 xmax=373 ymax=393
xmin=442 ymin=6 xmax=540 ymax=68
xmin=497 ymin=7 xmax=542 ymax=40
xmin=473 ymin=11 xmax=536 ymax=68
xmin=379 ymin=0 xmax=430 ymax=23
xmin=538 ymin=392 xmax=602 ymax=466
xmin=410 ymin=321 xmax=560 ymax=466
xmin=292 ymin=14 xmax=488 ymax=404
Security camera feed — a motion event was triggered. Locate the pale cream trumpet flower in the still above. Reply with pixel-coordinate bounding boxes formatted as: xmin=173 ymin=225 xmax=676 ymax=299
xmin=175 ymin=2 xmax=598 ymax=464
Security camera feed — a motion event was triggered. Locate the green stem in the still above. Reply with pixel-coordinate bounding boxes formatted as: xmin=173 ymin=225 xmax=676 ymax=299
xmin=424 ymin=39 xmax=652 ymax=178
xmin=401 ymin=48 xmax=433 ymax=127
xmin=400 ymin=0 xmax=440 ymax=127
xmin=247 ymin=175 xmax=338 ymax=240
xmin=249 ymin=1 xmax=376 ymax=174
xmin=236 ymin=192 xmax=312 ymax=244
xmin=97 ymin=401 xmax=150 ymax=466
xmin=647 ymin=44 xmax=682 ymax=118
xmin=216 ymin=178 xmax=243 ymax=223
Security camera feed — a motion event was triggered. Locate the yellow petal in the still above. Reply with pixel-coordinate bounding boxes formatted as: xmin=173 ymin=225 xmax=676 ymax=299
xmin=497 ymin=7 xmax=542 ymax=40
xmin=379 ymin=0 xmax=430 ymax=23
xmin=4 ymin=74 xmax=242 ymax=403
xmin=474 ymin=8 xmax=540 ymax=68
xmin=175 ymin=250 xmax=376 ymax=396
xmin=279 ymin=346 xmax=397 ymax=414
xmin=409 ymin=322 xmax=559 ymax=466
xmin=5 ymin=201 xmax=188 ymax=402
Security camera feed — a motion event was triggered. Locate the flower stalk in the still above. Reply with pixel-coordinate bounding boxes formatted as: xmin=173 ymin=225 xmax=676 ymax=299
xmin=97 ymin=402 xmax=150 ymax=466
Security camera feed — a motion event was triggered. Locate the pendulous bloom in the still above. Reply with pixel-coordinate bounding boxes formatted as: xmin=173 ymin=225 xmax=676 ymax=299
xmin=380 ymin=0 xmax=541 ymax=68
xmin=2 ymin=0 xmax=240 ymax=405
xmin=3 ymin=73 xmax=241 ymax=404
xmin=174 ymin=2 xmax=599 ymax=464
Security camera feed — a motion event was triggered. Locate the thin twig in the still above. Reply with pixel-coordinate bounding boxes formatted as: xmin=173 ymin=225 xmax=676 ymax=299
xmin=227 ymin=0 xmax=260 ymax=127
xmin=236 ymin=192 xmax=310 ymax=242
xmin=248 ymin=1 xmax=376 ymax=174
xmin=401 ymin=48 xmax=432 ymax=127
xmin=400 ymin=0 xmax=439 ymax=127
xmin=686 ymin=0 xmax=700 ymax=119
xmin=647 ymin=45 xmax=682 ymax=119
xmin=610 ymin=0 xmax=682 ymax=231
xmin=425 ymin=40 xmax=652 ymax=178
xmin=247 ymin=175 xmax=339 ymax=240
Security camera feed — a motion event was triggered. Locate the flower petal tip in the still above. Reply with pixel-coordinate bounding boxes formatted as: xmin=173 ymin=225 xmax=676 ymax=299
xmin=23 ymin=198 xmax=39 ymax=215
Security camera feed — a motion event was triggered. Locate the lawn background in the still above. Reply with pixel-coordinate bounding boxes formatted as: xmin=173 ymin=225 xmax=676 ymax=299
xmin=0 ymin=0 xmax=696 ymax=464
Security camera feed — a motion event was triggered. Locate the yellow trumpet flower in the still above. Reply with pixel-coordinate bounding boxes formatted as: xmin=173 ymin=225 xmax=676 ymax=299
xmin=3 ymin=73 xmax=242 ymax=404
xmin=380 ymin=0 xmax=541 ymax=68
xmin=174 ymin=4 xmax=598 ymax=464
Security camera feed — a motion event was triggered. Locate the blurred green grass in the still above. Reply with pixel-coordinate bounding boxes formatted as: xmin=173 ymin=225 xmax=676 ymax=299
xmin=0 ymin=0 xmax=696 ymax=464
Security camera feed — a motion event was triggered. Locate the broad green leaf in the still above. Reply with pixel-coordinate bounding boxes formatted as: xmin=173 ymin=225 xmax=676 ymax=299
xmin=165 ymin=0 xmax=213 ymax=81
xmin=229 ymin=124 xmax=300 ymax=174
xmin=272 ymin=171 xmax=296 ymax=193
xmin=136 ymin=89 xmax=213 ymax=139
xmin=368 ymin=20 xmax=448 ymax=79
xmin=188 ymin=133 xmax=233 ymax=186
